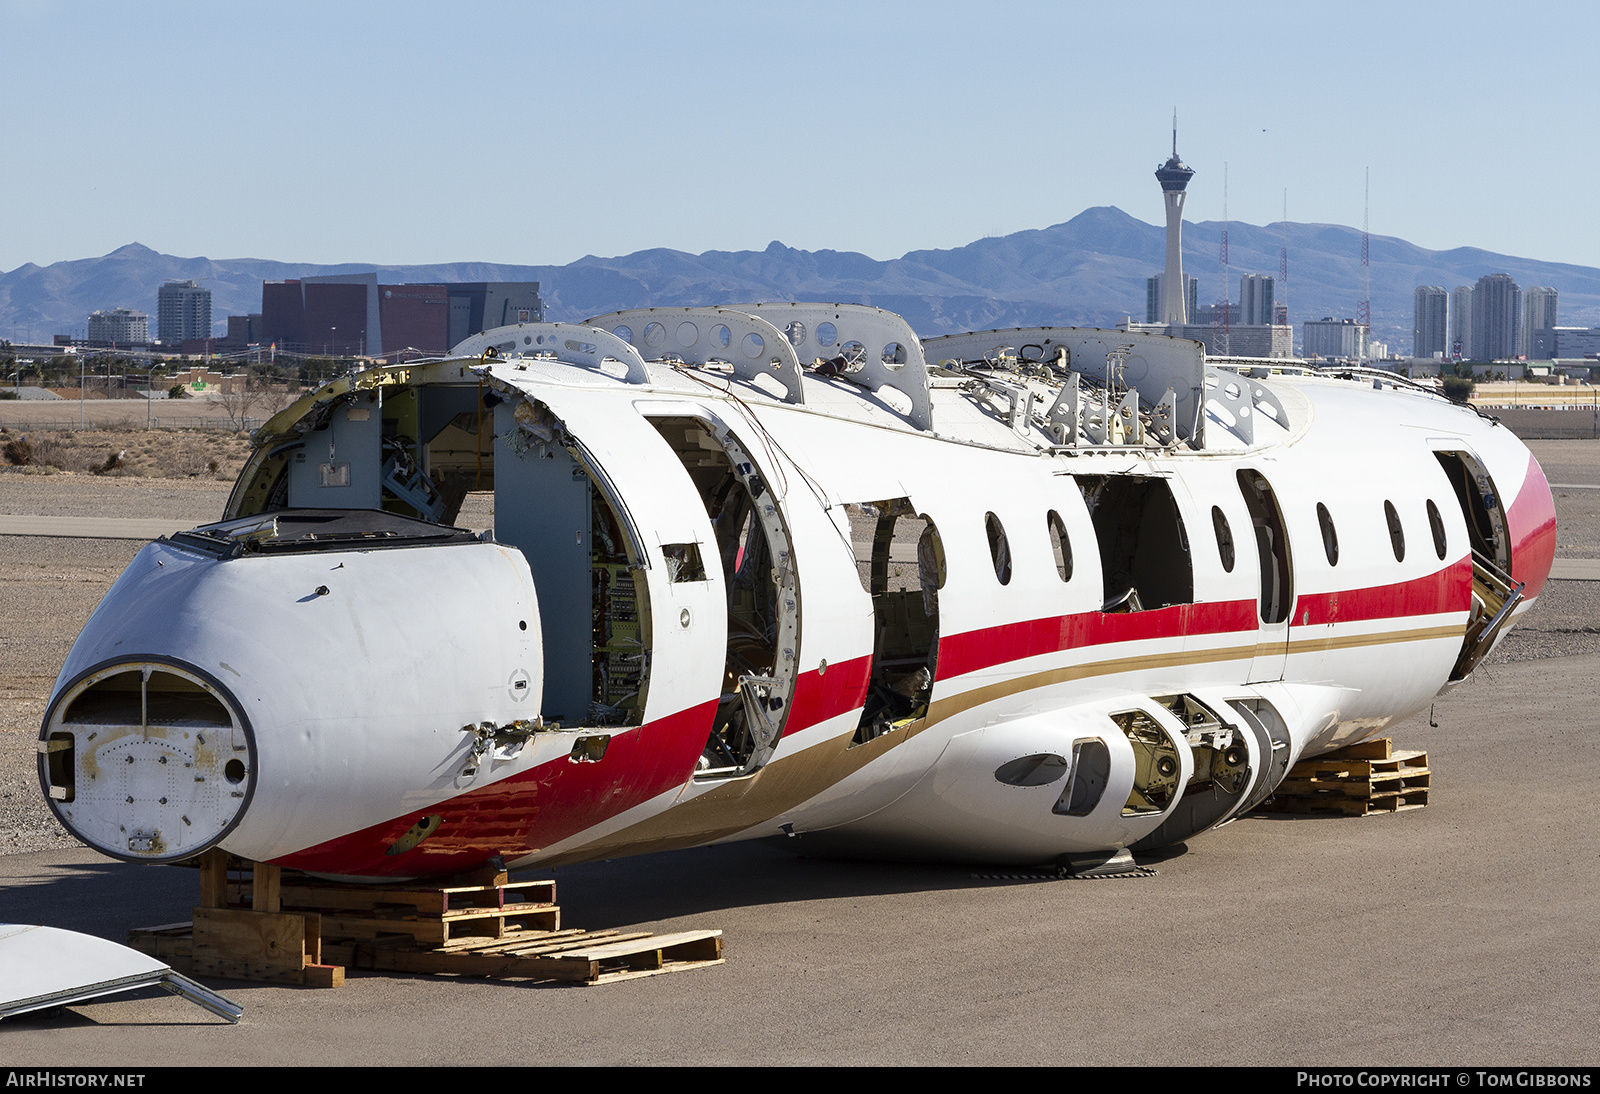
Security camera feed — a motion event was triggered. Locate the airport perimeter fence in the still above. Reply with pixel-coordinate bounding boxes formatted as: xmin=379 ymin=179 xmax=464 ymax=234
xmin=0 ymin=416 xmax=266 ymax=433
xmin=1482 ymin=407 xmax=1600 ymax=440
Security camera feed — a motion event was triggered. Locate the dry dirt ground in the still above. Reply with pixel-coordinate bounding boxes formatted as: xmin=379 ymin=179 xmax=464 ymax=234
xmin=0 ymin=394 xmax=245 ymax=430
xmin=2 ymin=424 xmax=252 ymax=480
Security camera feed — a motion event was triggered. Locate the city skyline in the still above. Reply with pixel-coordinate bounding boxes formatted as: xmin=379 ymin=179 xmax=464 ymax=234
xmin=2 ymin=1 xmax=1596 ymax=276
xmin=10 ymin=206 xmax=1600 ymax=355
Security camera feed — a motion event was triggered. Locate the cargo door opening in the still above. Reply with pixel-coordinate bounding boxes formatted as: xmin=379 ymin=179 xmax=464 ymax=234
xmin=650 ymin=418 xmax=800 ymax=777
xmin=845 ymin=499 xmax=944 ymax=745
xmin=1077 ymin=476 xmax=1193 ymax=613
xmin=1435 ymin=451 xmax=1523 ymax=680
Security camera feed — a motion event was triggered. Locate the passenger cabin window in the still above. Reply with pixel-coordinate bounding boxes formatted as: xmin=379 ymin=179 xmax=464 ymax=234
xmin=1237 ymin=470 xmax=1294 ymax=625
xmin=1385 ymin=500 xmax=1406 ymax=562
xmin=1047 ymin=510 xmax=1073 ymax=582
xmin=843 ymin=499 xmax=943 ymax=745
xmin=1317 ymin=503 xmax=1339 ymax=566
xmin=985 ymin=513 xmax=1012 ymax=585
xmin=1427 ymin=499 xmax=1448 ymax=560
xmin=1212 ymin=507 xmax=1236 ymax=573
xmin=1077 ymin=475 xmax=1194 ymax=613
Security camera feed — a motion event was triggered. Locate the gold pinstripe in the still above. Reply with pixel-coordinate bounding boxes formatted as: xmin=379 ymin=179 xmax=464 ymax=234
xmin=536 ymin=621 xmax=1462 ymax=864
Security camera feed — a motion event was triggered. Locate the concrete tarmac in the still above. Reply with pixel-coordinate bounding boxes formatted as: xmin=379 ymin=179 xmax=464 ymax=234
xmin=2 ymin=650 xmax=1596 ymax=1066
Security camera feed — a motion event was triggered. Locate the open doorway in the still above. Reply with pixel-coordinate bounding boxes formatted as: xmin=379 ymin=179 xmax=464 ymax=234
xmin=650 ymin=417 xmax=800 ymax=776
xmin=843 ymin=499 xmax=944 ymax=745
xmin=1435 ymin=450 xmax=1522 ymax=680
xmin=1076 ymin=475 xmax=1193 ymax=612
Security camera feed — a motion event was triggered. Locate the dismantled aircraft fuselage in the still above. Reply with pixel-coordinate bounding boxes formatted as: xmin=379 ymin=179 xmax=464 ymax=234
xmin=39 ymin=305 xmax=1556 ymax=877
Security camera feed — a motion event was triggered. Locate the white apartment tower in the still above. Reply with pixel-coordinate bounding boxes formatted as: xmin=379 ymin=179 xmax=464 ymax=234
xmin=1523 ymin=286 xmax=1557 ymax=360
xmin=1239 ymin=274 xmax=1275 ymax=326
xmin=1472 ymin=274 xmax=1521 ymax=362
xmin=86 ymin=307 xmax=149 ymax=345
xmin=1413 ymin=286 xmax=1448 ymax=358
xmin=158 ymin=279 xmax=213 ymax=345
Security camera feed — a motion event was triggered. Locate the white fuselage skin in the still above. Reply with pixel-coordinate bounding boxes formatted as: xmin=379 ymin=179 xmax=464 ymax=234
xmin=42 ymin=350 xmax=1554 ymax=878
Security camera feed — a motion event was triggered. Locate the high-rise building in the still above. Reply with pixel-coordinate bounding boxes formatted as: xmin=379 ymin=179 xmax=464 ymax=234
xmin=158 ymin=280 xmax=212 ymax=345
xmin=1554 ymin=327 xmax=1600 ymax=359
xmin=1471 ymin=274 xmax=1521 ymax=361
xmin=1450 ymin=286 xmax=1473 ymax=359
xmin=1145 ymin=275 xmax=1197 ymax=324
xmin=1413 ymin=286 xmax=1448 ymax=358
xmin=86 ymin=307 xmax=149 ymax=345
xmin=1303 ymin=318 xmax=1368 ymax=360
xmin=1523 ymin=286 xmax=1557 ymax=360
xmin=1154 ymin=119 xmax=1195 ymax=325
xmin=262 ymin=277 xmax=542 ymax=357
xmin=1239 ymin=274 xmax=1275 ymax=326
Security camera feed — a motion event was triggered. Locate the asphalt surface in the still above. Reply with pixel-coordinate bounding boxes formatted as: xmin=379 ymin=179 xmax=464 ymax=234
xmin=0 ymin=445 xmax=1596 ymax=1065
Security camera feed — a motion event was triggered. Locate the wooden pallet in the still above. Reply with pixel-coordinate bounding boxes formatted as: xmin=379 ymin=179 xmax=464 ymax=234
xmin=325 ymin=927 xmax=725 ymax=986
xmin=130 ymin=853 xmax=722 ymax=988
xmin=1265 ymin=737 xmax=1431 ymax=817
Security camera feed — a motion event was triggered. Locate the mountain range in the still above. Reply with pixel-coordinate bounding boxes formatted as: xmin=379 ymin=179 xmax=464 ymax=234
xmin=5 ymin=206 xmax=1598 ymax=353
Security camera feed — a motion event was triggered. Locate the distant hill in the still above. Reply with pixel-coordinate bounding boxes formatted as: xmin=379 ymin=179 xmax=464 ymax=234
xmin=5 ymin=207 xmax=1599 ymax=353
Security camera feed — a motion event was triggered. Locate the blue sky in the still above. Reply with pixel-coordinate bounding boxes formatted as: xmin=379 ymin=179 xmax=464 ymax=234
xmin=3 ymin=0 xmax=1595 ymax=271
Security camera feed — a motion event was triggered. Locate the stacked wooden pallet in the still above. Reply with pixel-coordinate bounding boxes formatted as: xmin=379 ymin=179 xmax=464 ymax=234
xmin=130 ymin=854 xmax=722 ymax=988
xmin=1268 ymin=737 xmax=1430 ymax=816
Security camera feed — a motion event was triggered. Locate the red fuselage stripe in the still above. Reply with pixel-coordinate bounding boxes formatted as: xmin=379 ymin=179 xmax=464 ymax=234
xmin=275 ymin=562 xmax=1470 ymax=876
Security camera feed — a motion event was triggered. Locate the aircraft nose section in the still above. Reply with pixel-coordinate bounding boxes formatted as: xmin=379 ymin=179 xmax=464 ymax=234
xmin=39 ymin=520 xmax=544 ymax=865
xmin=1505 ymin=451 xmax=1557 ymax=599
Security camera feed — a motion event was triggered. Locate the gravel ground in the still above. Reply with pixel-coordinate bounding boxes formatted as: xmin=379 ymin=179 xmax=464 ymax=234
xmin=0 ymin=438 xmax=1592 ymax=855
xmin=0 ymin=537 xmax=144 ymax=853
xmin=0 ymin=471 xmax=235 ymax=519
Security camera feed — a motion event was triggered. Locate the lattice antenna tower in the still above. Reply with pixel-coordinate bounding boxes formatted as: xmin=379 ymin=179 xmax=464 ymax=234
xmin=1215 ymin=163 xmax=1230 ymax=355
xmin=1279 ymin=191 xmax=1289 ymax=323
xmin=1357 ymin=168 xmax=1370 ymax=363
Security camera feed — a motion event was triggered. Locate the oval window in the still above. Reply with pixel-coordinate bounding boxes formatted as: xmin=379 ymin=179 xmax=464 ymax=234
xmin=1385 ymin=500 xmax=1405 ymax=562
xmin=1427 ymin=499 xmax=1447 ymax=560
xmin=1047 ymin=510 xmax=1073 ymax=582
xmin=1317 ymin=503 xmax=1339 ymax=566
xmin=1212 ymin=506 xmax=1235 ymax=573
xmin=985 ymin=512 xmax=1012 ymax=585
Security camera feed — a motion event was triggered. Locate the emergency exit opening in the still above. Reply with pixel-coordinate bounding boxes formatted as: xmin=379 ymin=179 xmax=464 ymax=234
xmin=844 ymin=499 xmax=944 ymax=745
xmin=1077 ymin=475 xmax=1193 ymax=613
